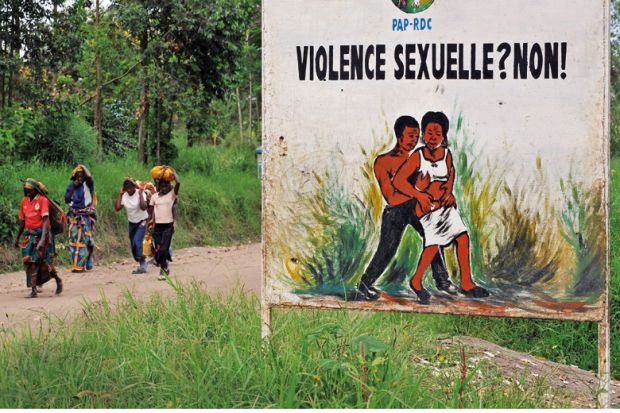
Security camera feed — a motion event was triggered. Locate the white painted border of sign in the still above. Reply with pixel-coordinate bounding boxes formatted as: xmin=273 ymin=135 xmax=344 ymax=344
xmin=260 ymin=0 xmax=612 ymax=408
xmin=598 ymin=1 xmax=611 ymax=408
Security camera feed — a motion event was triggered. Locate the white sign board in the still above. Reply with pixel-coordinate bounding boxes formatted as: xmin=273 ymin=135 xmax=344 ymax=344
xmin=262 ymin=0 xmax=609 ymax=323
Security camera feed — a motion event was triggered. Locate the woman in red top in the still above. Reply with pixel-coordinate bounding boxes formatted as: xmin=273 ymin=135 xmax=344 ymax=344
xmin=14 ymin=179 xmax=63 ymax=298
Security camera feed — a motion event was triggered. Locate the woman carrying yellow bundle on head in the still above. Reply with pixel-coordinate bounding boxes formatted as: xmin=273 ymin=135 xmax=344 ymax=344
xmin=149 ymin=166 xmax=180 ymax=280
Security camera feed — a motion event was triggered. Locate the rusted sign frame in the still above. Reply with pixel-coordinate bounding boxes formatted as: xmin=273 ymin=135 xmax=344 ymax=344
xmin=260 ymin=0 xmax=612 ymax=408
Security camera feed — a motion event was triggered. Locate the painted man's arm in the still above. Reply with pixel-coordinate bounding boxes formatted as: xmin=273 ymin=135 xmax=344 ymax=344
xmin=374 ymin=160 xmax=411 ymax=205
xmin=393 ymin=153 xmax=433 ymax=212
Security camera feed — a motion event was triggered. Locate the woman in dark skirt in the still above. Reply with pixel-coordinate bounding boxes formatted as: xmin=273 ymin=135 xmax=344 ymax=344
xmin=149 ymin=170 xmax=180 ymax=280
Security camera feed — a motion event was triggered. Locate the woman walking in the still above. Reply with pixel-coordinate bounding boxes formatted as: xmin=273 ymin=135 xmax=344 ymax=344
xmin=14 ymin=179 xmax=63 ymax=298
xmin=149 ymin=167 xmax=180 ymax=280
xmin=115 ymin=178 xmax=149 ymax=274
xmin=65 ymin=164 xmax=96 ymax=272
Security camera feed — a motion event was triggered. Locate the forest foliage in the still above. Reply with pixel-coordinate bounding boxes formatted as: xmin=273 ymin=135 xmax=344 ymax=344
xmin=0 ymin=0 xmax=261 ymax=164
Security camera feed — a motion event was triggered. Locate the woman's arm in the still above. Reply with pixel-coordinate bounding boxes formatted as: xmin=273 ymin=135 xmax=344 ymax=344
xmin=14 ymin=220 xmax=25 ymax=249
xmin=65 ymin=182 xmax=76 ymax=204
xmin=139 ymin=188 xmax=148 ymax=211
xmin=37 ymin=216 xmax=49 ymax=252
xmin=114 ymin=189 xmax=124 ymax=212
xmin=173 ymin=172 xmax=181 ymax=196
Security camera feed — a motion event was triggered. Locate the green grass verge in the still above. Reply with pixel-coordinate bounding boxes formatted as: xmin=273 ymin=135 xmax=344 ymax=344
xmin=0 ymin=283 xmax=572 ymax=408
xmin=0 ymin=142 xmax=261 ymax=271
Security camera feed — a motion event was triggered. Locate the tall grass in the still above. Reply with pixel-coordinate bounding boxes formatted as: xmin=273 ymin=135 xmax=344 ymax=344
xmin=0 ymin=283 xmax=570 ymax=408
xmin=0 ymin=142 xmax=261 ymax=270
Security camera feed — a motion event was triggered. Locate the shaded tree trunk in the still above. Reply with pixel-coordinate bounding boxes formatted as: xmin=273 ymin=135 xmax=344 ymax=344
xmin=137 ymin=27 xmax=149 ymax=164
xmin=94 ymin=0 xmax=103 ymax=159
xmin=8 ymin=4 xmax=20 ymax=107
xmin=155 ymin=95 xmax=162 ymax=163
xmin=236 ymin=86 xmax=243 ymax=143
xmin=248 ymin=73 xmax=253 ymax=144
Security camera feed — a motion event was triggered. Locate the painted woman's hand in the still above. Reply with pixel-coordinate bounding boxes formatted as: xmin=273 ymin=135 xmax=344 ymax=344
xmin=416 ymin=192 xmax=434 ymax=214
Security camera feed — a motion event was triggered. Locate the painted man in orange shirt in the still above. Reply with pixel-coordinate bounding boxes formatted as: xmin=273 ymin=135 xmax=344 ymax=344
xmin=355 ymin=115 xmax=456 ymax=300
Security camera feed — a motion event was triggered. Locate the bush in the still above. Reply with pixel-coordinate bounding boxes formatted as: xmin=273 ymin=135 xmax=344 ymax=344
xmin=12 ymin=102 xmax=97 ymax=165
xmin=101 ymin=99 xmax=137 ymax=157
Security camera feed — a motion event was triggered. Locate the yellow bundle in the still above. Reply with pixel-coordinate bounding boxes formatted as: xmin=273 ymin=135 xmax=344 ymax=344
xmin=143 ymin=232 xmax=153 ymax=257
xmin=150 ymin=165 xmax=176 ymax=182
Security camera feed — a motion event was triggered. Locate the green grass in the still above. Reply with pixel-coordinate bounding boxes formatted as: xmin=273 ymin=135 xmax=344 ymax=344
xmin=0 ymin=142 xmax=261 ymax=271
xmin=0 ymin=283 xmax=572 ymax=408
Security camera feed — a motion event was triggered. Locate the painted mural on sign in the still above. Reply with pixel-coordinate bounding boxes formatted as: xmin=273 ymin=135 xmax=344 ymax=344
xmin=262 ymin=0 xmax=608 ymax=321
xmin=392 ymin=0 xmax=434 ymax=14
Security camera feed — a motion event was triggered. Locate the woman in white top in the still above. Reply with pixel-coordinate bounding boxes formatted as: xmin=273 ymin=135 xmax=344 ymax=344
xmin=393 ymin=111 xmax=489 ymax=304
xmin=149 ymin=171 xmax=181 ymax=280
xmin=115 ymin=178 xmax=149 ymax=274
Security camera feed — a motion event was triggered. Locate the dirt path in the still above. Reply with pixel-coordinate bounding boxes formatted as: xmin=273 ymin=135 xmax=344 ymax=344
xmin=0 ymin=243 xmax=261 ymax=330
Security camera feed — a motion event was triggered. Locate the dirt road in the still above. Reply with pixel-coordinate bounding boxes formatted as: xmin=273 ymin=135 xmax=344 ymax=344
xmin=0 ymin=243 xmax=261 ymax=330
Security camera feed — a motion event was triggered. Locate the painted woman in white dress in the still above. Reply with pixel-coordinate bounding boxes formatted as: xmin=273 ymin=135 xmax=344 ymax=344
xmin=393 ymin=111 xmax=489 ymax=304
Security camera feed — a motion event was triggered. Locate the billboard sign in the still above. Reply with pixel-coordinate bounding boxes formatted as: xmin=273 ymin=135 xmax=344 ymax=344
xmin=262 ymin=0 xmax=609 ymax=323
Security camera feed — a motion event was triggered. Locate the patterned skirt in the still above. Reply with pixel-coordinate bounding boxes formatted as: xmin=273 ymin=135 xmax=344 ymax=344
xmin=20 ymin=228 xmax=56 ymax=287
xmin=67 ymin=210 xmax=96 ymax=271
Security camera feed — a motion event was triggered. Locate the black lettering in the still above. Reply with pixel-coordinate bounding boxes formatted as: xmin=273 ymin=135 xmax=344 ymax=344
xmin=458 ymin=43 xmax=469 ymax=79
xmin=394 ymin=44 xmax=405 ymax=80
xmin=340 ymin=45 xmax=350 ymax=81
xmin=529 ymin=43 xmax=543 ymax=79
xmin=316 ymin=46 xmax=327 ymax=80
xmin=351 ymin=45 xmax=364 ymax=80
xmin=406 ymin=44 xmax=416 ymax=79
xmin=447 ymin=43 xmax=458 ymax=79
xmin=513 ymin=43 xmax=528 ymax=79
xmin=376 ymin=44 xmax=386 ymax=80
xmin=365 ymin=45 xmax=375 ymax=79
xmin=470 ymin=43 xmax=481 ymax=80
xmin=544 ymin=42 xmax=559 ymax=79
xmin=296 ymin=46 xmax=309 ymax=80
xmin=417 ymin=43 xmax=430 ymax=80
xmin=309 ymin=46 xmax=314 ymax=80
xmin=328 ymin=46 xmax=338 ymax=80
xmin=432 ymin=43 xmax=445 ymax=79
xmin=483 ymin=43 xmax=494 ymax=79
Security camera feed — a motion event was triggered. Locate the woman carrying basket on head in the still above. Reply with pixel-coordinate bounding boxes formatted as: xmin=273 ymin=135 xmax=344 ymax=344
xmin=149 ymin=166 xmax=180 ymax=280
xmin=14 ymin=179 xmax=63 ymax=298
xmin=65 ymin=164 xmax=97 ymax=272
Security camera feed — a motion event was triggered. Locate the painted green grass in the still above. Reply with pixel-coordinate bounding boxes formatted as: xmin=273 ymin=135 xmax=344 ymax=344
xmin=0 ymin=283 xmax=571 ymax=408
xmin=0 ymin=142 xmax=261 ymax=271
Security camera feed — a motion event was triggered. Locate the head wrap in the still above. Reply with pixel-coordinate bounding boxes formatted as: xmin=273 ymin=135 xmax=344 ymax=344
xmin=71 ymin=164 xmax=93 ymax=180
xmin=123 ymin=177 xmax=138 ymax=189
xmin=23 ymin=178 xmax=49 ymax=195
